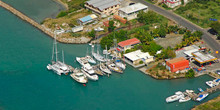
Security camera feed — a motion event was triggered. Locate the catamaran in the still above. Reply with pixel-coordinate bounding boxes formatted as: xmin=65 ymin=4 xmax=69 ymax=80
xmin=47 ymin=32 xmax=70 ymax=75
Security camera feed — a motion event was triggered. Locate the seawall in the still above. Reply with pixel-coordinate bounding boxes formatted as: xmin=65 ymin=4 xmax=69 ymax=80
xmin=0 ymin=0 xmax=90 ymax=44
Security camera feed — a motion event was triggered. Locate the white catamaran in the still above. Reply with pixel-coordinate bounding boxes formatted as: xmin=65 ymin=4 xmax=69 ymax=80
xmin=47 ymin=32 xmax=70 ymax=75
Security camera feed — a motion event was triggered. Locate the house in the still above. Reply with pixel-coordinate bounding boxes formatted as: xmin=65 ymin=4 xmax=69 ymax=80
xmin=124 ymin=50 xmax=154 ymax=66
xmin=166 ymin=57 xmax=189 ymax=72
xmin=85 ymin=0 xmax=120 ymax=16
xmin=117 ymin=38 xmax=141 ymax=51
xmin=163 ymin=0 xmax=181 ymax=8
xmin=118 ymin=3 xmax=148 ymax=21
xmin=77 ymin=14 xmax=98 ymax=25
xmin=72 ymin=25 xmax=83 ymax=33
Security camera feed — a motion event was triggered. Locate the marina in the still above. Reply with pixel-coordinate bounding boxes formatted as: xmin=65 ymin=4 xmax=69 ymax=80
xmin=1 ymin=0 xmax=220 ymax=110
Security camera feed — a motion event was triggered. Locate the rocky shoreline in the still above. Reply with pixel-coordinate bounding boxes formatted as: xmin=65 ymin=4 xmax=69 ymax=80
xmin=0 ymin=0 xmax=90 ymax=44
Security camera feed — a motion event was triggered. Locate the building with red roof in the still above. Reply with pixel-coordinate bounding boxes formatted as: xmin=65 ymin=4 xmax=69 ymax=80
xmin=117 ymin=38 xmax=141 ymax=51
xmin=166 ymin=57 xmax=189 ymax=72
xmin=163 ymin=0 xmax=181 ymax=8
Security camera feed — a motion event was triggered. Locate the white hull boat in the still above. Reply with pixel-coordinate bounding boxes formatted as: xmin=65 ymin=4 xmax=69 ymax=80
xmin=81 ymin=69 xmax=98 ymax=81
xmin=107 ymin=63 xmax=123 ymax=73
xmin=115 ymin=61 xmax=126 ymax=70
xmin=85 ymin=55 xmax=96 ymax=64
xmin=166 ymin=91 xmax=184 ymax=103
xmin=70 ymin=71 xmax=88 ymax=84
xmin=206 ymin=81 xmax=214 ymax=88
xmin=196 ymin=93 xmax=209 ymax=102
xmin=100 ymin=63 xmax=111 ymax=74
xmin=92 ymin=52 xmax=106 ymax=62
xmin=179 ymin=96 xmax=191 ymax=103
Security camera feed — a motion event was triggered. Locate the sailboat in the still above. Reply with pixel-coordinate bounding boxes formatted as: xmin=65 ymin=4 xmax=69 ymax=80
xmin=85 ymin=47 xmax=96 ymax=64
xmin=92 ymin=44 xmax=106 ymax=62
xmin=46 ymin=32 xmax=70 ymax=75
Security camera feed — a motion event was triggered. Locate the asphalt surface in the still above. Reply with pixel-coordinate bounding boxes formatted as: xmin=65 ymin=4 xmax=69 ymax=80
xmin=133 ymin=0 xmax=220 ymax=58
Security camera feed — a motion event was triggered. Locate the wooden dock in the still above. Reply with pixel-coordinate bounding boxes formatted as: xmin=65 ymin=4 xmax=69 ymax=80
xmin=188 ymin=84 xmax=220 ymax=101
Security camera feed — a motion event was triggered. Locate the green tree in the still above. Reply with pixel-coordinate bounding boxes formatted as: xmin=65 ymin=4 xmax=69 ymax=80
xmin=88 ymin=29 xmax=96 ymax=38
xmin=108 ymin=20 xmax=116 ymax=32
xmin=185 ymin=69 xmax=195 ymax=78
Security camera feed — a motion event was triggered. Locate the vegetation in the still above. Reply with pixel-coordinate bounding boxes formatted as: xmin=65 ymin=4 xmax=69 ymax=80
xmin=57 ymin=0 xmax=86 ymax=18
xmin=108 ymin=20 xmax=116 ymax=32
xmin=185 ymin=69 xmax=195 ymax=78
xmin=175 ymin=30 xmax=203 ymax=49
xmin=210 ymin=21 xmax=220 ymax=39
xmin=175 ymin=0 xmax=220 ymax=28
xmin=156 ymin=47 xmax=176 ymax=60
xmin=193 ymin=95 xmax=220 ymax=110
xmin=88 ymin=29 xmax=96 ymax=38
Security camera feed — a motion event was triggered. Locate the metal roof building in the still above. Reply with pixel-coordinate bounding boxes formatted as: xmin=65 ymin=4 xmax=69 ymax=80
xmin=86 ymin=0 xmax=120 ymax=11
xmin=77 ymin=14 xmax=97 ymax=25
xmin=119 ymin=3 xmax=148 ymax=14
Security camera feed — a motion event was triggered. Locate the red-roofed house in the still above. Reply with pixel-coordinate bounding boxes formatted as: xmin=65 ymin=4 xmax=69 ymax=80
xmin=163 ymin=0 xmax=181 ymax=8
xmin=117 ymin=38 xmax=141 ymax=51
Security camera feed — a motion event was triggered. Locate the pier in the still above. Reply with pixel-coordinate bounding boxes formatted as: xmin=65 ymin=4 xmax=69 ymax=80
xmin=187 ymin=84 xmax=220 ymax=101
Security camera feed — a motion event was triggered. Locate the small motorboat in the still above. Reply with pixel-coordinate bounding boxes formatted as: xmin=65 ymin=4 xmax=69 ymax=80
xmin=198 ymin=88 xmax=204 ymax=92
xmin=81 ymin=67 xmax=98 ymax=81
xmin=179 ymin=96 xmax=191 ymax=103
xmin=206 ymin=81 xmax=214 ymax=88
xmin=166 ymin=91 xmax=184 ymax=103
xmin=196 ymin=93 xmax=209 ymax=102
xmin=115 ymin=60 xmax=126 ymax=70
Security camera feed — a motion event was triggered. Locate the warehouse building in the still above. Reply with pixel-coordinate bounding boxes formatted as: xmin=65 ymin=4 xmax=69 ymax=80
xmin=166 ymin=57 xmax=189 ymax=72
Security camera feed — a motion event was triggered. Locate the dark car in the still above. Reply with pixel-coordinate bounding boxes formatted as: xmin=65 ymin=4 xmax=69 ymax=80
xmin=208 ymin=29 xmax=218 ymax=35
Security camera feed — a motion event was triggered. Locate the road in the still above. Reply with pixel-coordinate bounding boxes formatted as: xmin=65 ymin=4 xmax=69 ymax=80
xmin=133 ymin=0 xmax=220 ymax=58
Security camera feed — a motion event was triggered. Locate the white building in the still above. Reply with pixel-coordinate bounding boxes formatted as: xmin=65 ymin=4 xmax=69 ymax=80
xmin=118 ymin=3 xmax=148 ymax=21
xmin=124 ymin=50 xmax=154 ymax=66
xmin=72 ymin=25 xmax=83 ymax=33
xmin=163 ymin=0 xmax=181 ymax=8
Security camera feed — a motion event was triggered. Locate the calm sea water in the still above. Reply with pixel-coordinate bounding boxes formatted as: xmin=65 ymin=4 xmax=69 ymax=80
xmin=1 ymin=0 xmax=65 ymax=23
xmin=0 ymin=1 xmax=220 ymax=110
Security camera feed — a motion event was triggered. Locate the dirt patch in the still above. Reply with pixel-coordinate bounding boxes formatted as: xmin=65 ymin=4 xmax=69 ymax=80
xmin=155 ymin=33 xmax=183 ymax=48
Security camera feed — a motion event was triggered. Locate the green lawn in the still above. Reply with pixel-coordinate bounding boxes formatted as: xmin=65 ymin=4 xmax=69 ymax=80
xmin=194 ymin=95 xmax=220 ymax=110
xmin=175 ymin=0 xmax=220 ymax=28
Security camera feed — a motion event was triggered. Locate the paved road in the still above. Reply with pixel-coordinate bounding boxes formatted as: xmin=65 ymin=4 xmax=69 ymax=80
xmin=133 ymin=0 xmax=220 ymax=58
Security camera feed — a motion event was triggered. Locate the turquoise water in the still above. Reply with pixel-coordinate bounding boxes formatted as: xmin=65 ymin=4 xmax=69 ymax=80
xmin=1 ymin=0 xmax=66 ymax=23
xmin=0 ymin=2 xmax=220 ymax=110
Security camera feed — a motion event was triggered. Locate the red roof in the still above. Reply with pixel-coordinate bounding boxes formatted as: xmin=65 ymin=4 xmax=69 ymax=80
xmin=118 ymin=38 xmax=141 ymax=47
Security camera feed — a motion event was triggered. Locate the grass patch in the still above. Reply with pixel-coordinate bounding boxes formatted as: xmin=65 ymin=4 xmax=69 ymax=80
xmin=175 ymin=0 xmax=220 ymax=28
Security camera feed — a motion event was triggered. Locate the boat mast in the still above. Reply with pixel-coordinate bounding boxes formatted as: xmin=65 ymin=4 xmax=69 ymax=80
xmin=51 ymin=38 xmax=55 ymax=62
xmin=62 ymin=49 xmax=65 ymax=63
xmin=55 ymin=31 xmax=58 ymax=62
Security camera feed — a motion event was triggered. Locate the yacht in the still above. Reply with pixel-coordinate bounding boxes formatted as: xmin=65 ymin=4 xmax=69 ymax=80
xmin=81 ymin=67 xmax=98 ymax=81
xmin=115 ymin=60 xmax=126 ymax=70
xmin=76 ymin=57 xmax=88 ymax=66
xmin=107 ymin=63 xmax=123 ymax=73
xmin=196 ymin=93 xmax=209 ymax=102
xmin=100 ymin=63 xmax=111 ymax=74
xmin=179 ymin=96 xmax=191 ymax=103
xmin=166 ymin=91 xmax=184 ymax=103
xmin=70 ymin=69 xmax=88 ymax=84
